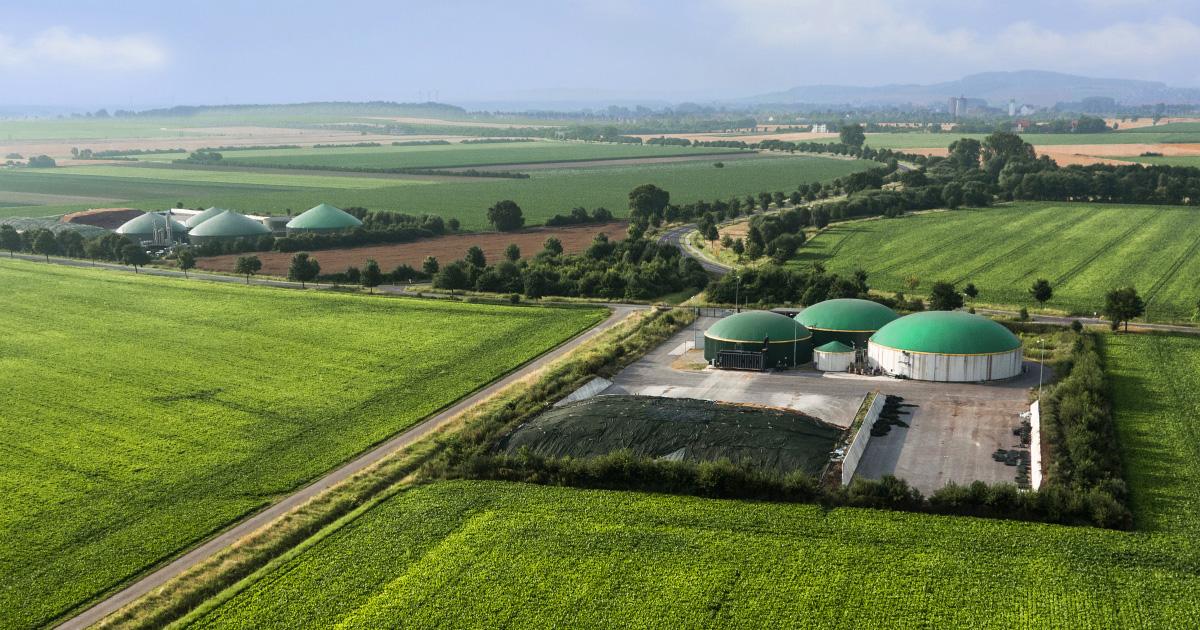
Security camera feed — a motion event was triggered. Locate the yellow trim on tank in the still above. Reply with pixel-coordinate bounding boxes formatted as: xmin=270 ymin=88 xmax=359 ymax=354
xmin=804 ymin=325 xmax=881 ymax=333
xmin=867 ymin=341 xmax=1023 ymax=357
xmin=706 ymin=334 xmax=811 ymax=344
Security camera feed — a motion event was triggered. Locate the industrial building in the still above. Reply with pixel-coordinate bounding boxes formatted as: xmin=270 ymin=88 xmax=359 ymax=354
xmin=187 ymin=209 xmax=271 ymax=246
xmin=867 ymin=311 xmax=1023 ymax=382
xmin=813 ymin=341 xmax=855 ymax=372
xmin=114 ymin=212 xmax=188 ymax=245
xmin=795 ymin=298 xmax=900 ymax=349
xmin=285 ymin=203 xmax=363 ymax=234
xmin=183 ymin=206 xmax=228 ymax=229
xmin=704 ymin=310 xmax=812 ymax=369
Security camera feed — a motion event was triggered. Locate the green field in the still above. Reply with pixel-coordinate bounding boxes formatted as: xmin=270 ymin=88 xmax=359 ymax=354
xmin=34 ymin=165 xmax=431 ymax=189
xmin=219 ymin=141 xmax=742 ymax=169
xmin=794 ymin=202 xmax=1200 ymax=320
xmin=1115 ymin=121 xmax=1200 ymax=134
xmin=0 ymin=154 xmax=880 ymax=229
xmin=0 ymin=120 xmax=219 ymax=142
xmin=0 ymin=170 xmax=308 ymax=203
xmin=863 ymin=132 xmax=1200 ymax=150
xmin=181 ymin=332 xmax=1200 ymax=628
xmin=0 ymin=260 xmax=606 ymax=630
xmin=1106 ymin=155 xmax=1200 ymax=167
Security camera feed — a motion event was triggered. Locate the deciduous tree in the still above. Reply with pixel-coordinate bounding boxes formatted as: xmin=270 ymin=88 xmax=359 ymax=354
xmin=361 ymin=258 xmax=382 ymax=293
xmin=287 ymin=252 xmax=320 ymax=288
xmin=176 ymin=248 xmax=196 ymax=278
xmin=486 ymin=200 xmax=524 ymax=231
xmin=1104 ymin=286 xmax=1145 ymax=331
xmin=1029 ymin=279 xmax=1053 ymax=304
xmin=121 ymin=244 xmax=150 ymax=272
xmin=0 ymin=224 xmax=18 ymax=258
xmin=234 ymin=255 xmax=262 ymax=284
xmin=504 ymin=243 xmax=521 ymax=262
xmin=929 ymin=281 xmax=964 ymax=311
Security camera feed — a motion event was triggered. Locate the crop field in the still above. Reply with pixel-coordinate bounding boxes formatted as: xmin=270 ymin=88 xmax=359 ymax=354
xmin=150 ymin=332 xmax=1200 ymax=629
xmin=1107 ymin=155 xmax=1200 ymax=167
xmin=217 ymin=141 xmax=743 ymax=169
xmin=1114 ymin=121 xmax=1200 ymax=134
xmin=0 ymin=154 xmax=880 ymax=229
xmin=0 ymin=170 xmax=307 ymax=212
xmin=862 ymin=131 xmax=1200 ymax=150
xmin=0 ymin=120 xmax=218 ymax=142
xmin=32 ymin=165 xmax=431 ymax=189
xmin=0 ymin=259 xmax=606 ymax=630
xmin=793 ymin=202 xmax=1200 ymax=320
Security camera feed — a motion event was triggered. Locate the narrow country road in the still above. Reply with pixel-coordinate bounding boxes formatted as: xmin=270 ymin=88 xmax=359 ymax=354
xmin=657 ymin=224 xmax=732 ymax=274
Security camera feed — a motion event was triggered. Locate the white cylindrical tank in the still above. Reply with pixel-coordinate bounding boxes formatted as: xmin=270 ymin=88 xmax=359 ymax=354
xmin=867 ymin=345 xmax=1023 ymax=381
xmin=867 ymin=311 xmax=1024 ymax=382
xmin=814 ymin=341 xmax=855 ymax=372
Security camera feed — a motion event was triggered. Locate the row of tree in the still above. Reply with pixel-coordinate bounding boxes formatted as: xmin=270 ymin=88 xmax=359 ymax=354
xmin=425 ymin=233 xmax=709 ymax=301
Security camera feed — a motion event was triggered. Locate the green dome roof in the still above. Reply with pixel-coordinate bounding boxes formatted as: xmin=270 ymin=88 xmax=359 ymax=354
xmin=188 ymin=210 xmax=271 ymax=238
xmin=796 ymin=298 xmax=900 ymax=333
xmin=870 ymin=311 xmax=1022 ymax=355
xmin=286 ymin=203 xmax=363 ymax=230
xmin=705 ymin=311 xmax=811 ymax=344
xmin=184 ymin=206 xmax=228 ymax=228
xmin=814 ymin=341 xmax=854 ymax=354
xmin=115 ymin=212 xmax=188 ymax=235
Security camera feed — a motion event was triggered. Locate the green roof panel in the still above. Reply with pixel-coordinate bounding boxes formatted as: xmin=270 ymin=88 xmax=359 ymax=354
xmin=870 ymin=311 xmax=1022 ymax=355
xmin=115 ymin=212 xmax=187 ymax=236
xmin=814 ymin=341 xmax=855 ymax=353
xmin=184 ymin=206 xmax=228 ymax=228
xmin=285 ymin=203 xmax=363 ymax=230
xmin=796 ymin=298 xmax=900 ymax=333
xmin=188 ymin=210 xmax=271 ymax=238
xmin=705 ymin=310 xmax=811 ymax=344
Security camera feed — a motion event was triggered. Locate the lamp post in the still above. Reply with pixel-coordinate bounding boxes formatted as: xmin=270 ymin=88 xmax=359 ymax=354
xmin=733 ymin=275 xmax=741 ymax=313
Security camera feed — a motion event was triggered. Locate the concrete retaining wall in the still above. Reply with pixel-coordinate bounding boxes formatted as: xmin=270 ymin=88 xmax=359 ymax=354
xmin=842 ymin=392 xmax=886 ymax=486
xmin=554 ymin=377 xmax=613 ymax=407
xmin=1030 ymin=400 xmax=1043 ymax=490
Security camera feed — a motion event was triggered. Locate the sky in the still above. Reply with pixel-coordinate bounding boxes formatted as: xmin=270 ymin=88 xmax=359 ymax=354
xmin=3 ymin=0 xmax=1200 ymax=108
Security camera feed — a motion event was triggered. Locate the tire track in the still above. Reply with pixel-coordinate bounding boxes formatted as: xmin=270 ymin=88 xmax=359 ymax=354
xmin=1050 ymin=209 xmax=1164 ymax=288
xmin=949 ymin=213 xmax=1081 ymax=286
xmin=1145 ymin=231 xmax=1200 ymax=305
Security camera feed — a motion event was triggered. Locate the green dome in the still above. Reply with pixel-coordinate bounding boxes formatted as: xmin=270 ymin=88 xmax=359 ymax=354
xmin=184 ymin=206 xmax=228 ymax=228
xmin=188 ymin=210 xmax=271 ymax=238
xmin=705 ymin=311 xmax=811 ymax=344
xmin=814 ymin=341 xmax=854 ymax=354
xmin=286 ymin=203 xmax=363 ymax=230
xmin=870 ymin=311 xmax=1022 ymax=355
xmin=115 ymin=212 xmax=187 ymax=236
xmin=797 ymin=298 xmax=900 ymax=333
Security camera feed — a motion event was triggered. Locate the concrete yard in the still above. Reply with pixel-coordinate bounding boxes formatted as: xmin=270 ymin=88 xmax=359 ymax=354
xmin=604 ymin=316 xmax=1051 ymax=493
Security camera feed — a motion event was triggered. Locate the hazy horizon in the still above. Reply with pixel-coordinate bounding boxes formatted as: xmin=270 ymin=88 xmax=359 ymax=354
xmin=4 ymin=0 xmax=1200 ymax=109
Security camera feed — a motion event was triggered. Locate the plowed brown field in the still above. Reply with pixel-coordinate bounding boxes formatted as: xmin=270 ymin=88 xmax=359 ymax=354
xmin=196 ymin=221 xmax=629 ymax=277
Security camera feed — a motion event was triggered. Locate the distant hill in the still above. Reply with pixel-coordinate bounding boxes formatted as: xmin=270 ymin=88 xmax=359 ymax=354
xmin=748 ymin=71 xmax=1200 ymax=107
